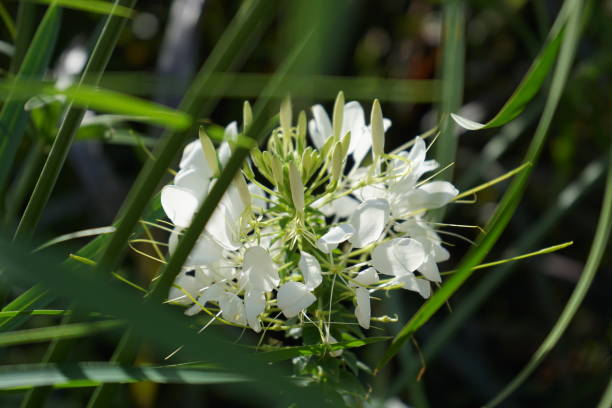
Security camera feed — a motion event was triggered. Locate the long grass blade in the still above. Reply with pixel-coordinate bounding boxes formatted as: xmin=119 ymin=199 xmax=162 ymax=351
xmin=0 ymin=4 xmax=61 ymax=199
xmin=0 ymin=320 xmax=124 ymax=346
xmin=450 ymin=1 xmax=573 ymax=130
xmin=597 ymin=374 xmax=612 ymax=408
xmin=24 ymin=0 xmax=134 ymax=17
xmin=483 ymin=136 xmax=612 ymax=408
xmin=375 ymin=0 xmax=582 ymax=372
xmin=12 ymin=0 xmax=137 ymax=242
xmin=0 ymin=363 xmax=248 ymax=390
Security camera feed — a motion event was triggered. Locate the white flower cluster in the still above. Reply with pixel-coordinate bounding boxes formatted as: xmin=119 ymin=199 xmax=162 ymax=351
xmin=161 ymin=94 xmax=458 ymax=335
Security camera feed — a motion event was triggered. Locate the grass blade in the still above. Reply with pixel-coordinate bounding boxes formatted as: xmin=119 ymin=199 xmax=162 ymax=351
xmin=13 ymin=0 xmax=137 ymax=241
xmin=0 ymin=363 xmax=247 ymax=390
xmin=483 ymin=138 xmax=612 ymax=407
xmin=0 ymin=320 xmax=124 ymax=347
xmin=0 ymin=4 xmax=61 ymax=199
xmin=24 ymin=0 xmax=134 ymax=17
xmin=423 ymin=158 xmax=605 ymax=361
xmin=450 ymin=1 xmax=573 ymax=130
xmin=375 ymin=0 xmax=582 ymax=372
xmin=597 ymin=374 xmax=612 ymax=408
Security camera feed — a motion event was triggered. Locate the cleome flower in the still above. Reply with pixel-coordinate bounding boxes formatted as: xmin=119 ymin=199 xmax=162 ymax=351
xmin=158 ymin=93 xmax=461 ymax=342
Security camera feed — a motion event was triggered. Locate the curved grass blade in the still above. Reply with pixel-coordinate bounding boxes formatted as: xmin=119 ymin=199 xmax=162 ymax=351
xmin=375 ymin=0 xmax=583 ymax=372
xmin=24 ymin=0 xmax=134 ymax=17
xmin=35 ymin=226 xmax=116 ymax=251
xmin=483 ymin=142 xmax=612 ymax=408
xmin=0 ymin=81 xmax=193 ymax=131
xmin=0 ymin=309 xmax=72 ymax=319
xmin=450 ymin=1 xmax=574 ymax=130
xmin=0 ymin=320 xmax=124 ymax=347
xmin=0 ymin=237 xmax=330 ymax=407
xmin=0 ymin=2 xmax=15 ymax=40
xmin=0 ymin=4 xmax=61 ymax=198
xmin=0 ymin=363 xmax=247 ymax=390
xmin=597 ymin=374 xmax=612 ymax=408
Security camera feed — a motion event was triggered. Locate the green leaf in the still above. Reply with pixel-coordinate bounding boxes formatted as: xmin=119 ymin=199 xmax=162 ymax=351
xmin=450 ymin=1 xmax=573 ymax=130
xmin=0 ymin=320 xmax=124 ymax=346
xmin=0 ymin=81 xmax=193 ymax=131
xmin=0 ymin=4 xmax=61 ymax=197
xmin=376 ymin=0 xmax=583 ymax=373
xmin=259 ymin=336 xmax=391 ymax=362
xmin=0 ymin=363 xmax=247 ymax=390
xmin=24 ymin=0 xmax=134 ymax=17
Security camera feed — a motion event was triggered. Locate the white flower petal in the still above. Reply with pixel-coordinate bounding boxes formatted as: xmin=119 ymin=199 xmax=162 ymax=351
xmin=309 ymin=104 xmax=332 ymax=149
xmin=277 ymin=282 xmax=316 ymax=318
xmin=351 ymin=267 xmax=379 ymax=287
xmin=348 ymin=199 xmax=390 ymax=248
xmin=168 ymin=269 xmax=207 ymax=305
xmin=206 ymin=205 xmax=241 ymax=250
xmin=179 ymin=139 xmax=214 ymax=178
xmin=168 ymin=229 xmax=223 ymax=267
xmin=185 ymin=283 xmax=223 ymax=316
xmin=371 ymin=238 xmax=426 ymax=277
xmin=245 ymin=291 xmax=266 ymax=333
xmin=243 ymin=246 xmax=279 ymax=292
xmin=161 ymin=185 xmax=199 ymax=228
xmin=417 ymin=256 xmax=441 ymax=283
xmin=248 ymin=183 xmax=266 ymax=209
xmin=433 ymin=244 xmax=450 ymax=263
xmin=174 ymin=167 xmax=209 ymax=199
xmin=218 ymin=291 xmax=246 ymax=325
xmin=393 ymin=275 xmax=431 ymax=298
xmin=418 ymin=181 xmax=459 ymax=209
xmin=299 ymin=251 xmax=323 ymax=290
xmin=317 ymin=223 xmax=355 ymax=253
xmin=355 ymin=287 xmax=371 ymax=329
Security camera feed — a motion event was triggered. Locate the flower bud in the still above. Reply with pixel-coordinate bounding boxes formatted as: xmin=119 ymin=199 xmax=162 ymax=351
xmin=288 ymin=162 xmax=305 ymax=213
xmin=332 ymin=91 xmax=345 ymax=140
xmin=371 ymin=99 xmax=384 ymax=159
xmin=198 ymin=126 xmax=219 ymax=175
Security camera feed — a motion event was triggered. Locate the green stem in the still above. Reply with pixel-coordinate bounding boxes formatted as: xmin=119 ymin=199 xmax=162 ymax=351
xmin=431 ymin=0 xmax=465 ymax=222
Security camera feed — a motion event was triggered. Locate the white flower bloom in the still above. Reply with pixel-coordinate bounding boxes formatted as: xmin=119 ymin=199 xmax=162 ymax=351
xmin=396 ymin=219 xmax=450 ymax=283
xmin=168 ymin=228 xmax=223 ymax=267
xmin=241 ymin=246 xmax=279 ymax=292
xmin=168 ymin=269 xmax=212 ymax=305
xmin=277 ymin=282 xmax=316 ymax=318
xmin=371 ymin=238 xmax=425 ymax=277
xmin=245 ymin=290 xmax=266 ymax=332
xmin=352 ymin=267 xmax=380 ymax=287
xmin=299 ymin=251 xmax=323 ymax=290
xmin=348 ymin=268 xmax=380 ymax=330
xmin=348 ymin=199 xmax=390 ymax=248
xmin=392 ymin=274 xmax=431 ymax=298
xmin=317 ymin=223 xmax=355 ymax=253
xmin=185 ymin=282 xmax=224 ymax=316
xmin=218 ymin=291 xmax=247 ymax=325
xmin=308 ymin=101 xmax=391 ymax=169
xmin=354 ymin=287 xmax=371 ymax=329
